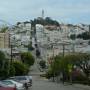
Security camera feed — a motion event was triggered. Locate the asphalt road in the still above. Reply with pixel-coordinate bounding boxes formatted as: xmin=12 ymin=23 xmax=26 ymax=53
xmin=28 ymin=75 xmax=87 ymax=90
xmin=28 ymin=54 xmax=89 ymax=90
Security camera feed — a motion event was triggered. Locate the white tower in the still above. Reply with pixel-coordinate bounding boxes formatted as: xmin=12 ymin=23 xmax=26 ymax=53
xmin=42 ymin=9 xmax=44 ymax=19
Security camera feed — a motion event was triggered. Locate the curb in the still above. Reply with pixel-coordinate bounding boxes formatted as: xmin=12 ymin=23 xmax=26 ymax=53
xmin=74 ymin=84 xmax=90 ymax=90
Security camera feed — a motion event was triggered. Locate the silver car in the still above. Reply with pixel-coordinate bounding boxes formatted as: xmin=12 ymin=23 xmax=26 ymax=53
xmin=1 ymin=80 xmax=24 ymax=90
xmin=9 ymin=76 xmax=32 ymax=87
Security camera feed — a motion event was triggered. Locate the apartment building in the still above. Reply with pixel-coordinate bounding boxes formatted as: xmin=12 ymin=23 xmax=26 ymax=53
xmin=0 ymin=32 xmax=9 ymax=48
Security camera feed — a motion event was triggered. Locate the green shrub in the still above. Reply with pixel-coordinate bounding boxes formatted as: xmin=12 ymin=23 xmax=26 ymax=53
xmin=21 ymin=52 xmax=35 ymax=66
xmin=0 ymin=51 xmax=13 ymax=79
xmin=46 ymin=53 xmax=90 ymax=85
xmin=8 ymin=64 xmax=15 ymax=77
xmin=0 ymin=69 xmax=8 ymax=79
xmin=73 ymin=74 xmax=89 ymax=85
xmin=46 ymin=68 xmax=54 ymax=79
xmin=13 ymin=61 xmax=29 ymax=76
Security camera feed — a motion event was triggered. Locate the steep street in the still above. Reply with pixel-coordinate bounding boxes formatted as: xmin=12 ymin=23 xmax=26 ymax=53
xmin=28 ymin=63 xmax=89 ymax=90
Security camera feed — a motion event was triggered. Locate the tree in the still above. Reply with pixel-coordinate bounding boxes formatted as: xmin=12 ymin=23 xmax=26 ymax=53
xmin=45 ymin=17 xmax=60 ymax=26
xmin=46 ymin=55 xmax=62 ymax=80
xmin=60 ymin=53 xmax=90 ymax=74
xmin=17 ymin=22 xmax=21 ymax=25
xmin=70 ymin=34 xmax=76 ymax=40
xmin=0 ymin=51 xmax=10 ymax=79
xmin=31 ymin=17 xmax=60 ymax=26
xmin=77 ymin=32 xmax=90 ymax=40
xmin=28 ymin=43 xmax=34 ymax=51
xmin=0 ymin=26 xmax=8 ymax=33
xmin=0 ymin=51 xmax=6 ymax=71
xmin=88 ymin=41 xmax=90 ymax=45
xmin=8 ymin=64 xmax=15 ymax=77
xmin=46 ymin=53 xmax=90 ymax=84
xmin=21 ymin=52 xmax=35 ymax=66
xmin=13 ymin=61 xmax=29 ymax=75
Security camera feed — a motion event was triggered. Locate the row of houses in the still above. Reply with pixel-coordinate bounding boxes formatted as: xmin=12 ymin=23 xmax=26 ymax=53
xmin=35 ymin=24 xmax=90 ymax=65
xmin=0 ymin=22 xmax=32 ymax=60
xmin=0 ymin=22 xmax=90 ymax=61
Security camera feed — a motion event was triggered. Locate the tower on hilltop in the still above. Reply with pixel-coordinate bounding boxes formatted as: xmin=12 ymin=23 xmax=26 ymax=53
xmin=42 ymin=9 xmax=44 ymax=19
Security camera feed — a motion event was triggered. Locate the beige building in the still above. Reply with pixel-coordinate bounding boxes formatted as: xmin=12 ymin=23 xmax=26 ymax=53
xmin=0 ymin=32 xmax=9 ymax=48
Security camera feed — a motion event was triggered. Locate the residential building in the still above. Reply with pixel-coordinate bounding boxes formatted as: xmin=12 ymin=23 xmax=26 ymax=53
xmin=0 ymin=32 xmax=9 ymax=48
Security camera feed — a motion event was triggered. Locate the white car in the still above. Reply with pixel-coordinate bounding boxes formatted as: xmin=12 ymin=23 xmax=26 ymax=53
xmin=9 ymin=76 xmax=32 ymax=87
xmin=2 ymin=80 xmax=24 ymax=90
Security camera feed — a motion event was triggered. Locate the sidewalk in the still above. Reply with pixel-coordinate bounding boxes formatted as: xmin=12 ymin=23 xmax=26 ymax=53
xmin=73 ymin=84 xmax=90 ymax=90
xmin=48 ymin=79 xmax=90 ymax=90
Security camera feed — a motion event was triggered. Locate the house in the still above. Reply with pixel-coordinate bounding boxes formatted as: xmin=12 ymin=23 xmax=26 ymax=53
xmin=0 ymin=32 xmax=10 ymax=48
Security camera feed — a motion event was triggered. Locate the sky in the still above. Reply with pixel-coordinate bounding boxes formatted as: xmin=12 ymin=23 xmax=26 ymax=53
xmin=0 ymin=0 xmax=90 ymax=25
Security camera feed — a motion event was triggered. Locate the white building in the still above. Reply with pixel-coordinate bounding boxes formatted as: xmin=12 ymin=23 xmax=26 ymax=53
xmin=9 ymin=22 xmax=32 ymax=52
xmin=35 ymin=23 xmax=90 ymax=65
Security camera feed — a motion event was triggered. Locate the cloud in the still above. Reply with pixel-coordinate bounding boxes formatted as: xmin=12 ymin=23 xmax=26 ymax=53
xmin=0 ymin=0 xmax=90 ymax=24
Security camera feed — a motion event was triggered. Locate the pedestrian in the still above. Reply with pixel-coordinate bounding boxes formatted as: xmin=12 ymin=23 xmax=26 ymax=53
xmin=24 ymin=82 xmax=28 ymax=90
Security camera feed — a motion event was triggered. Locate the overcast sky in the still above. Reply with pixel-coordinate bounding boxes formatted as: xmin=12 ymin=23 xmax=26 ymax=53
xmin=0 ymin=0 xmax=90 ymax=24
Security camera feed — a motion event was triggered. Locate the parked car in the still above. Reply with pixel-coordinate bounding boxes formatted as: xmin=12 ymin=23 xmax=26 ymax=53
xmin=0 ymin=81 xmax=16 ymax=90
xmin=0 ymin=80 xmax=15 ymax=88
xmin=9 ymin=76 xmax=32 ymax=87
xmin=1 ymin=80 xmax=24 ymax=90
xmin=0 ymin=87 xmax=16 ymax=90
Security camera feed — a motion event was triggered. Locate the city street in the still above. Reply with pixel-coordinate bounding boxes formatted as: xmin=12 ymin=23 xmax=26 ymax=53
xmin=29 ymin=75 xmax=88 ymax=90
xmin=28 ymin=63 xmax=89 ymax=90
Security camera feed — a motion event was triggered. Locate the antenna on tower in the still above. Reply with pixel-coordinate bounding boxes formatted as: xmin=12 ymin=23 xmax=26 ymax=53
xmin=42 ymin=9 xmax=44 ymax=19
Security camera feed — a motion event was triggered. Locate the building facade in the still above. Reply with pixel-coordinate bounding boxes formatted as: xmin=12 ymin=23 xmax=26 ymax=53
xmin=0 ymin=32 xmax=9 ymax=48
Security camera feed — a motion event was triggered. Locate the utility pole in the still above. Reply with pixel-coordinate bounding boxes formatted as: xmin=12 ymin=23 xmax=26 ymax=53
xmin=52 ymin=44 xmax=54 ymax=61
xmin=50 ymin=43 xmax=55 ymax=82
xmin=62 ymin=44 xmax=65 ymax=57
xmin=10 ymin=44 xmax=13 ymax=63
xmin=9 ymin=33 xmax=13 ymax=63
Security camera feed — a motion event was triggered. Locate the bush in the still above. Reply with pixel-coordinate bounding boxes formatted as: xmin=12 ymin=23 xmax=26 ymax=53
xmin=21 ymin=52 xmax=35 ymax=66
xmin=46 ymin=53 xmax=90 ymax=84
xmin=0 ymin=59 xmax=11 ymax=79
xmin=0 ymin=69 xmax=8 ymax=79
xmin=70 ymin=34 xmax=76 ymax=40
xmin=8 ymin=64 xmax=15 ymax=77
xmin=13 ymin=61 xmax=29 ymax=76
xmin=73 ymin=74 xmax=89 ymax=85
xmin=77 ymin=32 xmax=90 ymax=40
xmin=46 ymin=69 xmax=53 ymax=79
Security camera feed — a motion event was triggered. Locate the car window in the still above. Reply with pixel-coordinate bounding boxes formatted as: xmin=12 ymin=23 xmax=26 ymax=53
xmin=2 ymin=81 xmax=13 ymax=85
xmin=16 ymin=77 xmax=27 ymax=80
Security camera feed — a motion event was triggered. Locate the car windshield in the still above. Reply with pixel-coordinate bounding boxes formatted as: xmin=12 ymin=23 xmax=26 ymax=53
xmin=2 ymin=81 xmax=13 ymax=85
